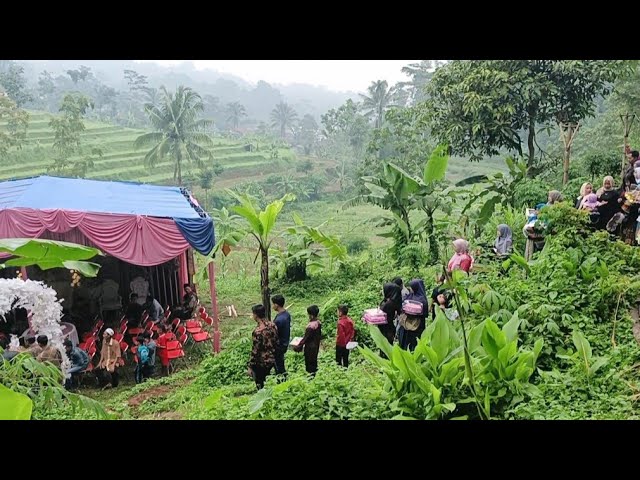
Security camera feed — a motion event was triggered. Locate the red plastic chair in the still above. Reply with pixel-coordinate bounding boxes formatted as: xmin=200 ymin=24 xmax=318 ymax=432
xmin=113 ymin=332 xmax=124 ymax=343
xmin=117 ymin=341 xmax=129 ymax=367
xmin=192 ymin=331 xmax=211 ymax=343
xmin=176 ymin=325 xmax=187 ymax=337
xmin=79 ymin=336 xmax=96 ymax=352
xmin=185 ymin=320 xmax=202 ymax=334
xmin=203 ymin=316 xmax=214 ymax=327
xmin=144 ymin=320 xmax=158 ymax=332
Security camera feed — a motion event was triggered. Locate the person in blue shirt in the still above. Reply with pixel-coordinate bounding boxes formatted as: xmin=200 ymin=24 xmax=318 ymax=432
xmin=271 ymin=294 xmax=291 ymax=379
xmin=63 ymin=338 xmax=89 ymax=390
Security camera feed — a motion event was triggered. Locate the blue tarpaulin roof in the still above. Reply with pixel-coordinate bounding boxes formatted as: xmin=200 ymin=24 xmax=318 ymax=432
xmin=0 ymin=176 xmax=215 ymax=255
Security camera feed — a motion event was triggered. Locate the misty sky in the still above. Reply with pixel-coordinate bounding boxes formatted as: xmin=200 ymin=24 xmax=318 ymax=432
xmin=135 ymin=60 xmax=420 ymax=93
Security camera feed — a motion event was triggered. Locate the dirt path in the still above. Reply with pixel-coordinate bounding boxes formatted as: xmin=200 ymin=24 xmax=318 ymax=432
xmin=127 ymin=385 xmax=174 ymax=408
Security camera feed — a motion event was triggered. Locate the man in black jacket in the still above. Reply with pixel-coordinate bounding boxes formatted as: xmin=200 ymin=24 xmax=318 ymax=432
xmin=271 ymin=294 xmax=291 ymax=380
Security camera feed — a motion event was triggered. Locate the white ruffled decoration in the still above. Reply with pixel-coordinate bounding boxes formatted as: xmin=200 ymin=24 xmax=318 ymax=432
xmin=0 ymin=278 xmax=70 ymax=372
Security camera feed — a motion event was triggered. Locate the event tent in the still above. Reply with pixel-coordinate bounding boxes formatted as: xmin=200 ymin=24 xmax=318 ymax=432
xmin=0 ymin=176 xmax=218 ymax=332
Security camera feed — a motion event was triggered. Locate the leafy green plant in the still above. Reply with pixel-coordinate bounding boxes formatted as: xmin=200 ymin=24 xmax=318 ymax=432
xmin=273 ymin=212 xmax=348 ymax=281
xmin=458 ymin=157 xmax=528 ymax=228
xmin=199 ymin=191 xmax=295 ymax=319
xmin=202 ymin=358 xmax=392 ymax=420
xmin=360 ymin=316 xmax=467 ymax=419
xmin=345 ymin=237 xmax=371 ymax=255
xmin=558 ymin=330 xmax=608 ymax=380
xmin=468 ymin=315 xmax=543 ymax=417
xmin=0 ymin=352 xmax=108 ymax=419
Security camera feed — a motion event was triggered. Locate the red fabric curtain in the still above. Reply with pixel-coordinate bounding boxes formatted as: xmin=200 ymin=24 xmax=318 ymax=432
xmin=0 ymin=208 xmax=189 ymax=267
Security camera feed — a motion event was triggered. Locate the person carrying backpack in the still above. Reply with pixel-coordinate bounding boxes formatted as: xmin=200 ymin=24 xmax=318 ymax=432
xmin=135 ymin=335 xmax=151 ymax=384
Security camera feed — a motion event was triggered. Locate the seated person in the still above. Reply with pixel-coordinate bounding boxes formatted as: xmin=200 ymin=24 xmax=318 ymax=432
xmin=25 ymin=336 xmax=43 ymax=358
xmin=63 ymin=339 xmax=89 ymax=390
xmin=172 ymin=284 xmax=198 ymax=320
xmin=0 ymin=337 xmax=19 ymax=361
xmin=125 ymin=293 xmax=144 ymax=327
xmin=36 ymin=335 xmax=63 ymax=368
xmin=144 ymin=295 xmax=165 ymax=323
xmin=493 ymin=224 xmax=513 ymax=256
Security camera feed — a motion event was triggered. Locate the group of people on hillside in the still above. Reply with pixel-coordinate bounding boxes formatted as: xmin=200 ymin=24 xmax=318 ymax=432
xmin=245 ymin=236 xmax=500 ymax=390
xmin=573 ymin=151 xmax=640 ymax=242
xmin=247 ymin=295 xmax=356 ymax=390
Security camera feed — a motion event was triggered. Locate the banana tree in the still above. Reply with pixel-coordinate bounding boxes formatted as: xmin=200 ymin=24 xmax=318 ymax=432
xmin=273 ymin=212 xmax=348 ymax=281
xmin=0 ymin=238 xmax=102 ymax=277
xmin=456 ymin=157 xmax=527 ymax=229
xmin=344 ymin=162 xmax=421 ymax=250
xmin=413 ymin=144 xmax=454 ymax=262
xmin=200 ymin=191 xmax=295 ymax=320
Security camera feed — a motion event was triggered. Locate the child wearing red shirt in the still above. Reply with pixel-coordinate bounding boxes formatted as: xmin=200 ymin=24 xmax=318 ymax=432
xmin=335 ymin=304 xmax=355 ymax=368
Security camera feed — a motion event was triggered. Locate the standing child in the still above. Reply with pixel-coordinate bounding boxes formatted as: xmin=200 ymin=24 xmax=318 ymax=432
xmin=135 ymin=335 xmax=150 ymax=384
xmin=335 ymin=304 xmax=355 ymax=368
xmin=293 ymin=305 xmax=322 ymax=376
xmin=156 ymin=324 xmax=174 ymax=377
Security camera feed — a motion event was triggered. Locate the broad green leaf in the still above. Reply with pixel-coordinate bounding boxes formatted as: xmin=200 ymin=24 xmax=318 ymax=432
xmin=0 ymin=384 xmax=32 ymax=420
xmin=424 ymin=144 xmax=450 ymax=184
xmin=248 ymin=387 xmax=272 ymax=414
xmin=468 ymin=320 xmax=486 ymax=353
xmin=477 ymin=195 xmax=501 ymax=226
xmin=369 ymin=324 xmax=394 ymax=360
xmin=62 ymin=260 xmax=101 ymax=277
xmin=232 ymin=204 xmax=263 ymax=237
xmin=204 ymin=389 xmax=226 ymax=409
xmin=572 ymin=330 xmax=592 ymax=372
xmin=431 ymin=312 xmax=451 ymax=363
xmin=497 ymin=341 xmax=517 ymax=369
xmin=589 ymin=357 xmax=609 ymax=377
xmin=0 ymin=238 xmax=102 ymax=277
xmin=0 ymin=238 xmax=101 ymax=261
xmin=502 ymin=311 xmax=521 ymax=343
xmin=481 ymin=319 xmax=505 ymax=359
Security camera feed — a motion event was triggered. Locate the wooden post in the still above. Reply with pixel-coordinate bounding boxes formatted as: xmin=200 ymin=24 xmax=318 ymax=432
xmin=621 ymin=113 xmax=636 ymax=183
xmin=208 ymin=261 xmax=221 ymax=354
xmin=560 ymin=122 xmax=580 ymax=185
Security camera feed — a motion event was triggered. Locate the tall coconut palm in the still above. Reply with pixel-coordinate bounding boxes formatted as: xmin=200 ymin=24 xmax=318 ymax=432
xmin=270 ymin=102 xmax=298 ymax=138
xmin=134 ymin=85 xmax=213 ymax=186
xmin=226 ymin=101 xmax=247 ymax=131
xmin=360 ymin=80 xmax=396 ymax=128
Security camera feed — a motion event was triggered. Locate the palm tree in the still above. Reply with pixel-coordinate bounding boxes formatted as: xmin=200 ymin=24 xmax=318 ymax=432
xmin=226 ymin=102 xmax=247 ymax=131
xmin=134 ymin=85 xmax=213 ymax=186
xmin=360 ymin=80 xmax=396 ymax=128
xmin=270 ymin=102 xmax=298 ymax=138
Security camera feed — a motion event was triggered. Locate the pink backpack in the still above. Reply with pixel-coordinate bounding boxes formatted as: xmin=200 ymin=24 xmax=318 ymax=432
xmin=362 ymin=308 xmax=387 ymax=325
xmin=402 ymin=299 xmax=424 ymax=316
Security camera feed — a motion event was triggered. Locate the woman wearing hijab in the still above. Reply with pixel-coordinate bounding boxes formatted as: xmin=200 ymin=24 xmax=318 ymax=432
xmin=398 ymin=279 xmax=428 ymax=351
xmin=392 ymin=277 xmax=410 ymax=301
xmin=379 ymin=282 xmax=402 ymax=345
xmin=595 ymin=176 xmax=621 ymax=230
xmin=575 ymin=183 xmax=593 ymax=209
xmin=448 ymin=239 xmax=474 ymax=274
xmin=493 ymin=224 xmax=513 ymax=256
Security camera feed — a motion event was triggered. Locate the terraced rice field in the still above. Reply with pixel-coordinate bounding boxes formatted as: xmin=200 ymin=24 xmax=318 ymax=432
xmin=0 ymin=111 xmax=295 ymax=185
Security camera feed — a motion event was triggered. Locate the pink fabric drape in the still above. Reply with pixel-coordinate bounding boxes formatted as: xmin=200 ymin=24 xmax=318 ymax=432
xmin=0 ymin=208 xmax=190 ymax=267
